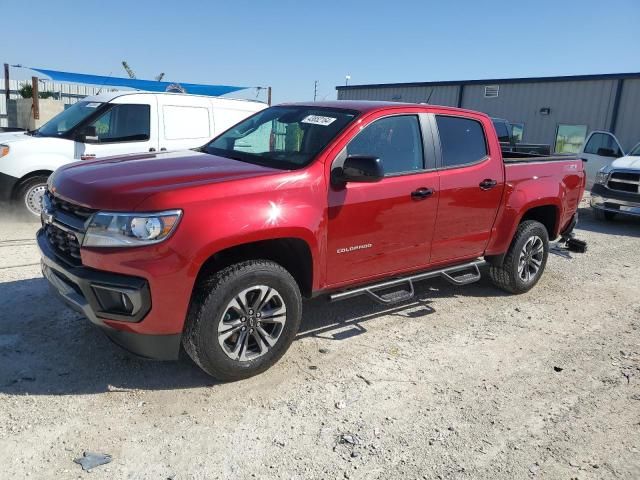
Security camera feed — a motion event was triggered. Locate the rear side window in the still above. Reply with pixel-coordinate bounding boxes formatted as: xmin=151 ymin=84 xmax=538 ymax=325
xmin=347 ymin=115 xmax=424 ymax=175
xmin=436 ymin=115 xmax=487 ymax=168
xmin=163 ymin=105 xmax=210 ymax=139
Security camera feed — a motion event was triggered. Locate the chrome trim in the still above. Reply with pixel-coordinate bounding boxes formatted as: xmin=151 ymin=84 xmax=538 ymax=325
xmin=591 ymin=195 xmax=640 ymax=217
xmin=329 ymin=259 xmax=486 ymax=302
xmin=609 ymin=177 xmax=640 ymax=185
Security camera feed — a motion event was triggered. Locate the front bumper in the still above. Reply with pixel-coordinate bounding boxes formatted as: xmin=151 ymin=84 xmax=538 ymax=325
xmin=37 ymin=229 xmax=182 ymax=360
xmin=591 ymin=184 xmax=640 ymax=218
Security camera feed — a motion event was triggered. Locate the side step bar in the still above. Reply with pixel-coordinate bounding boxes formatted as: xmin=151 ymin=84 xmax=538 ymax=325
xmin=329 ymin=259 xmax=486 ymax=305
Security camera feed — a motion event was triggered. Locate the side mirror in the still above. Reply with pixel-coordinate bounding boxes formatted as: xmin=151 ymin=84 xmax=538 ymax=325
xmin=76 ymin=125 xmax=98 ymax=143
xmin=596 ymin=147 xmax=617 ymax=158
xmin=332 ymin=155 xmax=384 ymax=185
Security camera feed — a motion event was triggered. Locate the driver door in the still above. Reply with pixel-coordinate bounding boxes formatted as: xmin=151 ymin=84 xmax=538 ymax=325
xmin=75 ymin=96 xmax=158 ymax=160
xmin=325 ymin=114 xmax=439 ymax=287
xmin=581 ymin=131 xmax=624 ymax=188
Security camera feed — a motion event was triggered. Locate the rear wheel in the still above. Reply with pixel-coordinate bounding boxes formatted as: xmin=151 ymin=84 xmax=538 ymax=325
xmin=489 ymin=220 xmax=549 ymax=294
xmin=16 ymin=175 xmax=49 ymax=217
xmin=183 ymin=260 xmax=302 ymax=381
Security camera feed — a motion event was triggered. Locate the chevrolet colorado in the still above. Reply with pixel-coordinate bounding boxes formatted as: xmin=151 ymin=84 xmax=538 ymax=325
xmin=37 ymin=101 xmax=585 ymax=380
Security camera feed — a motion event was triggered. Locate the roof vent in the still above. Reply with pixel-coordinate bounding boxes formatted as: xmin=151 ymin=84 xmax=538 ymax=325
xmin=484 ymin=85 xmax=499 ymax=98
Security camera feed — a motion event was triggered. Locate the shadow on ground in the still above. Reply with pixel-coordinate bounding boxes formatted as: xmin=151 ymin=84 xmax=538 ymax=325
xmin=577 ymin=206 xmax=640 ymax=237
xmin=0 ymin=269 xmax=509 ymax=395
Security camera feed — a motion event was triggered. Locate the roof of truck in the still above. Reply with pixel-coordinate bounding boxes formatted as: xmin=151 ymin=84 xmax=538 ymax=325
xmin=80 ymin=90 xmax=266 ymax=106
xmin=283 ymin=100 xmax=490 ymax=117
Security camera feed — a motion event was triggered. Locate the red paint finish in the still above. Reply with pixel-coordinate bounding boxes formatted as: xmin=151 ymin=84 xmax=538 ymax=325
xmin=47 ymin=101 xmax=584 ymax=337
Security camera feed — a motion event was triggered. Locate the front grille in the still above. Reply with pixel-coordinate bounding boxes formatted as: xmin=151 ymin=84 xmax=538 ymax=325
xmin=607 ymin=171 xmax=640 ymax=194
xmin=44 ymin=223 xmax=82 ymax=265
xmin=43 ymin=191 xmax=95 ymax=266
xmin=47 ymin=192 xmax=95 ymax=220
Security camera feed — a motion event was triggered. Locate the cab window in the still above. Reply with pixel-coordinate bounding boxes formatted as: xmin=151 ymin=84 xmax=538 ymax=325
xmin=583 ymin=132 xmax=623 ymax=157
xmin=347 ymin=115 xmax=424 ymax=175
xmin=87 ymin=104 xmax=150 ymax=143
xmin=436 ymin=115 xmax=487 ymax=168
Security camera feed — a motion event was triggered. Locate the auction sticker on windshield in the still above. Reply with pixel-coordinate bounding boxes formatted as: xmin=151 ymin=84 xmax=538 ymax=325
xmin=301 ymin=115 xmax=337 ymax=126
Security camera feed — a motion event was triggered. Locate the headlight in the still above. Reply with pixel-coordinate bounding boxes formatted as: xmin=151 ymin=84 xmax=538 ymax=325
xmin=0 ymin=144 xmax=9 ymax=158
xmin=83 ymin=210 xmax=182 ymax=247
xmin=595 ymin=171 xmax=609 ymax=185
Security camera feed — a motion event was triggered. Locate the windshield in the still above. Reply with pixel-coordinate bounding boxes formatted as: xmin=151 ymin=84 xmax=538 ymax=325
xmin=629 ymin=143 xmax=640 ymax=156
xmin=204 ymin=106 xmax=358 ymax=169
xmin=36 ymin=101 xmax=104 ymax=137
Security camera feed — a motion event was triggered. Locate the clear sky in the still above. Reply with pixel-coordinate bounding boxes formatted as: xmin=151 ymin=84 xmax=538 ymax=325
xmin=4 ymin=0 xmax=639 ymax=104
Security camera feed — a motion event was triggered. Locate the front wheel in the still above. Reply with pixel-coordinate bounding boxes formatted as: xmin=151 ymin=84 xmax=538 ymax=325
xmin=16 ymin=175 xmax=49 ymax=217
xmin=183 ymin=260 xmax=302 ymax=381
xmin=489 ymin=220 xmax=549 ymax=294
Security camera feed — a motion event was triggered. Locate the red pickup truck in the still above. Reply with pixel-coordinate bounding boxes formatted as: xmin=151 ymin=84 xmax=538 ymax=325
xmin=38 ymin=102 xmax=585 ymax=380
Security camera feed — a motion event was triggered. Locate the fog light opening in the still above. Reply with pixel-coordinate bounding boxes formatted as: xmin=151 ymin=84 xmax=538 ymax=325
xmin=92 ymin=285 xmax=138 ymax=316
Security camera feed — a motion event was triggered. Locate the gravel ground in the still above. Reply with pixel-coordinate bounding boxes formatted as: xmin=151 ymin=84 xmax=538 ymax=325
xmin=0 ymin=196 xmax=639 ymax=479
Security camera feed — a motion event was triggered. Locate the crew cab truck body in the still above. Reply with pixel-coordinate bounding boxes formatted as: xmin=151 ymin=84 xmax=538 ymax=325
xmin=0 ymin=91 xmax=266 ymax=216
xmin=38 ymin=101 xmax=585 ymax=380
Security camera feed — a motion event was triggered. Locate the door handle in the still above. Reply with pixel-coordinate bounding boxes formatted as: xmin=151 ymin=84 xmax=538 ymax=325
xmin=160 ymin=147 xmax=167 ymax=152
xmin=411 ymin=187 xmax=434 ymax=200
xmin=149 ymin=148 xmax=156 ymax=152
xmin=479 ymin=179 xmax=498 ymax=190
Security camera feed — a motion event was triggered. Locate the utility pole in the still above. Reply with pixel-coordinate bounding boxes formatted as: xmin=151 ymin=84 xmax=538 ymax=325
xmin=4 ymin=63 xmax=9 ymax=101
xmin=313 ymin=80 xmax=318 ymax=101
xmin=31 ymin=76 xmax=39 ymax=120
xmin=267 ymin=86 xmax=272 ymax=106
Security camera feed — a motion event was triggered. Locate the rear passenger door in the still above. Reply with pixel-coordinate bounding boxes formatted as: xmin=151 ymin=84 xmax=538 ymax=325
xmin=326 ymin=113 xmax=440 ymax=286
xmin=157 ymin=97 xmax=213 ymax=152
xmin=429 ymin=114 xmax=505 ymax=263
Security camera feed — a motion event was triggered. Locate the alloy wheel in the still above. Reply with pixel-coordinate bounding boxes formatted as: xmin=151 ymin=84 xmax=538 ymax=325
xmin=518 ymin=236 xmax=544 ymax=283
xmin=217 ymin=285 xmax=287 ymax=361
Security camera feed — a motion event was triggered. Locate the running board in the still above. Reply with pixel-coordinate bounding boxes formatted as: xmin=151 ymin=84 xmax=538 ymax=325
xmin=329 ymin=259 xmax=486 ymax=304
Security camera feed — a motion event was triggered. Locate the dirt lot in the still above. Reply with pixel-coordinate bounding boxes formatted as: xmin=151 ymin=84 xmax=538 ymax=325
xmin=0 ymin=198 xmax=639 ymax=479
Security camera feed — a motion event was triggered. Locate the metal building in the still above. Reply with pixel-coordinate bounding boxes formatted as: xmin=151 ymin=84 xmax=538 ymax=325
xmin=336 ymin=73 xmax=640 ymax=153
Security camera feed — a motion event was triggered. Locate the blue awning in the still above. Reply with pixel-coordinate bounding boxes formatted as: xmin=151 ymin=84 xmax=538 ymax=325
xmin=28 ymin=67 xmax=246 ymax=97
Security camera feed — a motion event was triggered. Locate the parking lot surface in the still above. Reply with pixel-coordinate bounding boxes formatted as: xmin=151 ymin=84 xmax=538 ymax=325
xmin=1 ymin=198 xmax=639 ymax=479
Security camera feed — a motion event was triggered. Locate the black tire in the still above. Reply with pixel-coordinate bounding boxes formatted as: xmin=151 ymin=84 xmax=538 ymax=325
xmin=16 ymin=175 xmax=49 ymax=218
xmin=183 ymin=260 xmax=302 ymax=381
xmin=489 ymin=220 xmax=549 ymax=294
xmin=593 ymin=208 xmax=616 ymax=221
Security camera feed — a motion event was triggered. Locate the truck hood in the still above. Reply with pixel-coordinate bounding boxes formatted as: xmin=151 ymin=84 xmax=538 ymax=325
xmin=50 ymin=150 xmax=282 ymax=210
xmin=610 ymin=155 xmax=640 ymax=170
xmin=0 ymin=131 xmax=33 ymax=143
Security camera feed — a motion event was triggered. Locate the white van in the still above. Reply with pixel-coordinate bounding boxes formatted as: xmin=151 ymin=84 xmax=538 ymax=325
xmin=0 ymin=91 xmax=267 ymax=215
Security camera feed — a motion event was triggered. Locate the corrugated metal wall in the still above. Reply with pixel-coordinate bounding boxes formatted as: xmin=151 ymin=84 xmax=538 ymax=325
xmin=339 ymin=85 xmax=459 ymax=106
xmin=614 ymin=79 xmax=640 ymax=151
xmin=338 ymin=78 xmax=640 ymax=152
xmin=462 ymin=80 xmax=618 ymax=148
xmin=1 ymin=79 xmax=114 ymax=128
